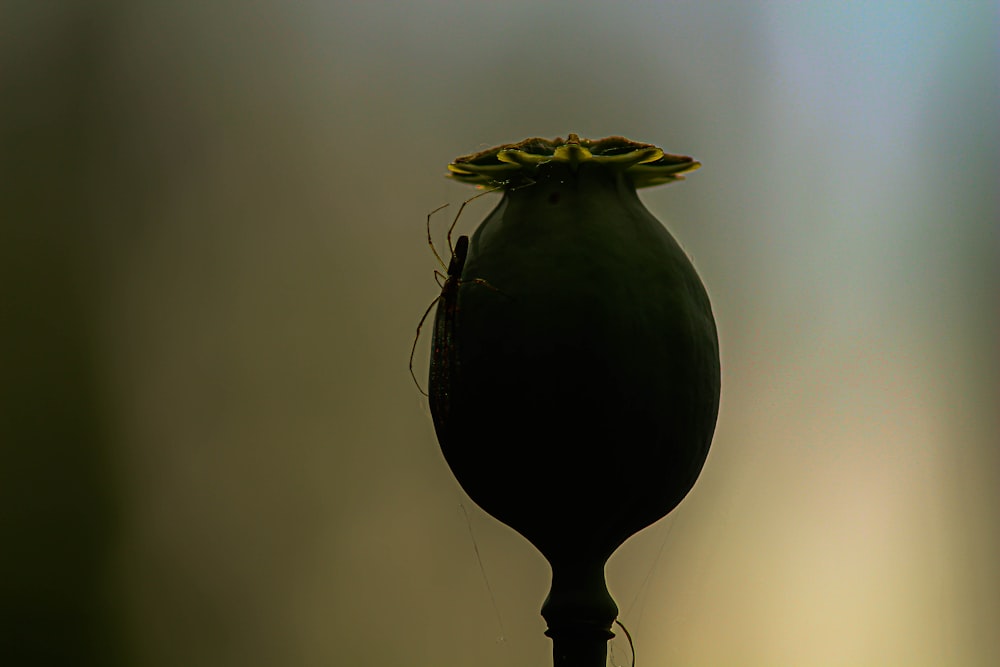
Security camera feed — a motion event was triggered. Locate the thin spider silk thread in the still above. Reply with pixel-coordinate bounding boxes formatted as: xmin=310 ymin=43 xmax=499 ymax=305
xmin=610 ymin=515 xmax=677 ymax=667
xmin=460 ymin=503 xmax=506 ymax=643
xmin=623 ymin=515 xmax=676 ymax=628
xmin=610 ymin=619 xmax=635 ymax=667
xmin=460 ymin=505 xmax=664 ymax=665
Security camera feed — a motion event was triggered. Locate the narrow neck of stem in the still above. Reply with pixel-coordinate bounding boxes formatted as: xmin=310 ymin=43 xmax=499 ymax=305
xmin=547 ymin=626 xmax=614 ymax=667
xmin=541 ymin=558 xmax=618 ymax=667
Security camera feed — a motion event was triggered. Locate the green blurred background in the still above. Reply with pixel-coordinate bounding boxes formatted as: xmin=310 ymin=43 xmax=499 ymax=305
xmin=2 ymin=2 xmax=997 ymax=665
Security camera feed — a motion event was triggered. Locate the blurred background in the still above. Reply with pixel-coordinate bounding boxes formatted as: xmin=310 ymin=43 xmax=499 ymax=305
xmin=2 ymin=1 xmax=997 ymax=665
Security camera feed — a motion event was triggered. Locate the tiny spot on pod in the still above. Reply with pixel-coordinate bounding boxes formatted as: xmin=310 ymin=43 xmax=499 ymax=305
xmin=548 ymin=191 xmax=561 ymax=205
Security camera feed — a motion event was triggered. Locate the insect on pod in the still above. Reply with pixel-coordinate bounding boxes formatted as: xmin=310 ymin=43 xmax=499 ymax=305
xmin=410 ymin=192 xmax=502 ymax=399
xmin=426 ymin=233 xmax=468 ymax=423
xmin=423 ymin=135 xmax=720 ymax=667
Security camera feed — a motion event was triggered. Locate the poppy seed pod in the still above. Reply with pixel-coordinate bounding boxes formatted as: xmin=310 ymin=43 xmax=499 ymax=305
xmin=428 ymin=135 xmax=720 ymax=666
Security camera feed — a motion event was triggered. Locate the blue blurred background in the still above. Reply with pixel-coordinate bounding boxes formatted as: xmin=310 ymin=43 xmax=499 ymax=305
xmin=3 ymin=2 xmax=997 ymax=665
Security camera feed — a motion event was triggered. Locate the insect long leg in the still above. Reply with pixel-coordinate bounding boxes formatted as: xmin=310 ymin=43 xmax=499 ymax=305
xmin=426 ymin=204 xmax=450 ymax=270
xmin=409 ymin=295 xmax=442 ymax=397
xmin=445 ymin=186 xmax=503 ymax=257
